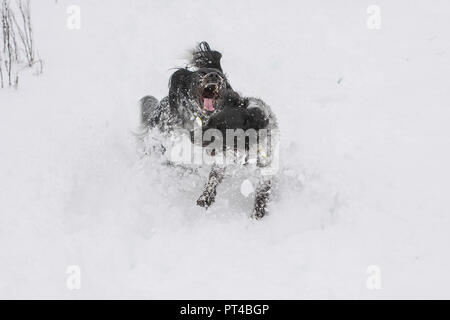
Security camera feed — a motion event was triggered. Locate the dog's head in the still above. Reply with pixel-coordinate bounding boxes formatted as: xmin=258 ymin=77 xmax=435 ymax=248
xmin=189 ymin=67 xmax=230 ymax=115
xmin=169 ymin=42 xmax=233 ymax=119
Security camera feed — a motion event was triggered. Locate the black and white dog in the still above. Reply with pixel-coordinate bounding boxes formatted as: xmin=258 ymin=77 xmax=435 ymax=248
xmin=140 ymin=42 xmax=278 ymax=219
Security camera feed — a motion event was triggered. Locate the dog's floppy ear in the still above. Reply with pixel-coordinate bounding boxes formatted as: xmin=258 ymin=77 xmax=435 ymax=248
xmin=191 ymin=41 xmax=223 ymax=72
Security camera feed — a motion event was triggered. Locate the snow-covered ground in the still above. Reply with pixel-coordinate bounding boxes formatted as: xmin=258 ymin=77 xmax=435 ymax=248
xmin=1 ymin=0 xmax=450 ymax=299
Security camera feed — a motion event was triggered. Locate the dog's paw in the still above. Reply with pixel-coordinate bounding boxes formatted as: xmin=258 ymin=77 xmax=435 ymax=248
xmin=251 ymin=207 xmax=266 ymax=220
xmin=197 ymin=193 xmax=213 ymax=209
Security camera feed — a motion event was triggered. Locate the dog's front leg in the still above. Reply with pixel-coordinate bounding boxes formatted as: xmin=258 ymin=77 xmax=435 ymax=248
xmin=252 ymin=179 xmax=272 ymax=219
xmin=197 ymin=165 xmax=225 ymax=209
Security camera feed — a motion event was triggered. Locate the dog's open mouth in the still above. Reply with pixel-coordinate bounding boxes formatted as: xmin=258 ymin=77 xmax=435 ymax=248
xmin=203 ymin=98 xmax=215 ymax=112
xmin=201 ymin=84 xmax=219 ymax=112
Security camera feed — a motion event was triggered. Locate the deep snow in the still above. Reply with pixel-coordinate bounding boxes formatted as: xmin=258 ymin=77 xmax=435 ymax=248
xmin=1 ymin=0 xmax=450 ymax=298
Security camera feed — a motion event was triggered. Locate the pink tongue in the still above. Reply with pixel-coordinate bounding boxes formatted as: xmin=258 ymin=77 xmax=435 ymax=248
xmin=203 ymin=98 xmax=214 ymax=112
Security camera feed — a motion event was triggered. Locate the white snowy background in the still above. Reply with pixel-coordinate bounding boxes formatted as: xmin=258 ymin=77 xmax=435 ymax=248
xmin=1 ymin=0 xmax=449 ymax=299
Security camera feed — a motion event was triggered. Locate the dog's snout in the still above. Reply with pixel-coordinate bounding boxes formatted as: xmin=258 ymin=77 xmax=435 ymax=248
xmin=202 ymin=72 xmax=223 ymax=86
xmin=202 ymin=83 xmax=219 ymax=99
xmin=205 ymin=83 xmax=218 ymax=90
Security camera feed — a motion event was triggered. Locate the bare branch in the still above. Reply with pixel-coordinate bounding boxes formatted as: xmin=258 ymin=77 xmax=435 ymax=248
xmin=0 ymin=0 xmax=41 ymax=88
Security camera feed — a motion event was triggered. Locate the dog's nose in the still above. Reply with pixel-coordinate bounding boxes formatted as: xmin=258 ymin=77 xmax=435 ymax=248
xmin=204 ymin=83 xmax=218 ymax=91
xmin=203 ymin=72 xmax=222 ymax=84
